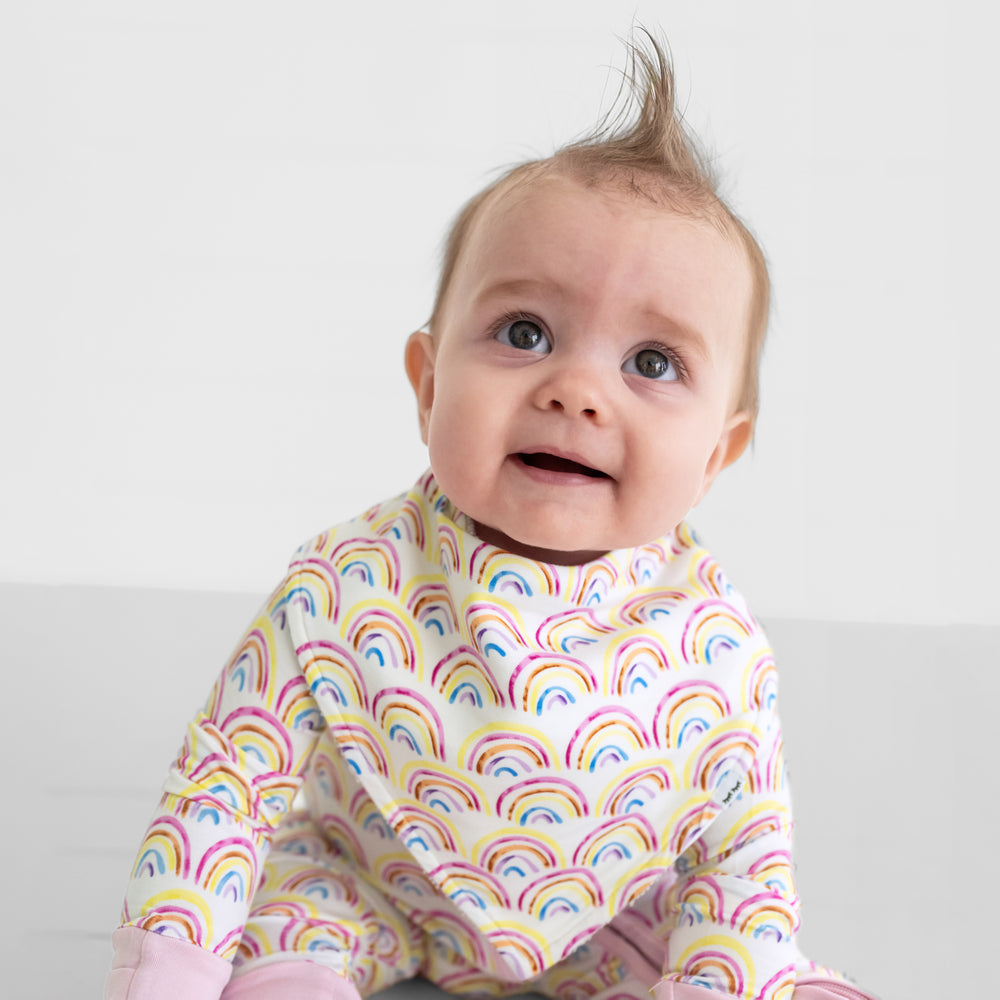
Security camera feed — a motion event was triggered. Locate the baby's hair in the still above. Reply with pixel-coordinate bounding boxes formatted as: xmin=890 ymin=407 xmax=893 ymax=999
xmin=429 ymin=29 xmax=770 ymax=419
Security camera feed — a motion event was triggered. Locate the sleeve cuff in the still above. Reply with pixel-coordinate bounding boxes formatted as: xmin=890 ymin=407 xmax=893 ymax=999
xmin=652 ymin=977 xmax=879 ymax=1000
xmin=653 ymin=981 xmax=733 ymax=999
xmin=105 ymin=927 xmax=233 ymax=1000
xmin=793 ymin=981 xmax=879 ymax=1000
xmin=222 ymin=963 xmax=361 ymax=999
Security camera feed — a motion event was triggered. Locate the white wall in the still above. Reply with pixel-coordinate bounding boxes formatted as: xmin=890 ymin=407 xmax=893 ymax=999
xmin=2 ymin=0 xmax=995 ymax=625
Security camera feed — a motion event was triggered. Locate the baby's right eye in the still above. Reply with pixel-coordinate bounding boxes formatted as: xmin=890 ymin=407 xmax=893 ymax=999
xmin=495 ymin=318 xmax=551 ymax=354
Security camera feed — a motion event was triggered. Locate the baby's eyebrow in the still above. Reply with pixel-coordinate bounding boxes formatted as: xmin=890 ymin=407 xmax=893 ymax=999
xmin=640 ymin=309 xmax=711 ymax=362
xmin=475 ymin=277 xmax=568 ymax=304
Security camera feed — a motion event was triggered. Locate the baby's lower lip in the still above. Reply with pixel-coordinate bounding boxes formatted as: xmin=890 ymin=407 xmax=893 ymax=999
xmin=512 ymin=453 xmax=611 ymax=483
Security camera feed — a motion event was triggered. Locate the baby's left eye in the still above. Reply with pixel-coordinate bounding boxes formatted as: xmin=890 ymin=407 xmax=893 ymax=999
xmin=623 ymin=348 xmax=680 ymax=381
xmin=495 ymin=318 xmax=551 ymax=354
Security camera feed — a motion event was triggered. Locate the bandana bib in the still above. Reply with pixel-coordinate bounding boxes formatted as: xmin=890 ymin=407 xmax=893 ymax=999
xmin=284 ymin=471 xmax=774 ymax=982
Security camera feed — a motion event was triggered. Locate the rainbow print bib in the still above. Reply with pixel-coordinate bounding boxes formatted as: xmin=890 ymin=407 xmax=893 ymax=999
xmin=283 ymin=471 xmax=775 ymax=982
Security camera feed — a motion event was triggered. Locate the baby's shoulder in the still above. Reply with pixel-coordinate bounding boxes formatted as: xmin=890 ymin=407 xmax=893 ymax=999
xmin=292 ymin=480 xmax=437 ymax=564
xmin=652 ymin=521 xmax=755 ymax=608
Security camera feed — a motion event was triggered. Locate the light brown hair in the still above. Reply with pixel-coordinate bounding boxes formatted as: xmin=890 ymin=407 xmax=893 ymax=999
xmin=428 ymin=30 xmax=770 ymax=418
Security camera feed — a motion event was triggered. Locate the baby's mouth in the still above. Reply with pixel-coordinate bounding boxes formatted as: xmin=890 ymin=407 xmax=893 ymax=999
xmin=516 ymin=452 xmax=610 ymax=479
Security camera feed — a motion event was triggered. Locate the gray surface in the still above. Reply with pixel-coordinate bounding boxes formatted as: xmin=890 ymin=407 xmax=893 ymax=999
xmin=2 ymin=583 xmax=991 ymax=998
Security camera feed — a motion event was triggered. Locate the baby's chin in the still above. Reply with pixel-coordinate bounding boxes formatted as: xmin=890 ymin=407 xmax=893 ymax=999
xmin=471 ymin=520 xmax=611 ymax=566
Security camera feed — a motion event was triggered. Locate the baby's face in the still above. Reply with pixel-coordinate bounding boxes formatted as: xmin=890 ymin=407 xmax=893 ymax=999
xmin=406 ymin=172 xmax=754 ymax=564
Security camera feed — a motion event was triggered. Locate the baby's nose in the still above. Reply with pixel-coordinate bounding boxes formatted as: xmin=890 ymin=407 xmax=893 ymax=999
xmin=535 ymin=365 xmax=608 ymax=419
xmin=550 ymin=394 xmax=598 ymax=418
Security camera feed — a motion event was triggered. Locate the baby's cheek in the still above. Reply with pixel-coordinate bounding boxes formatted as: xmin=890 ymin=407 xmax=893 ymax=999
xmin=635 ymin=462 xmax=699 ymax=529
xmin=426 ymin=436 xmax=480 ymax=514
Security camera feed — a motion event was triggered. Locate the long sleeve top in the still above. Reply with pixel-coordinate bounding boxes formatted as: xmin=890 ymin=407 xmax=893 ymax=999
xmin=115 ymin=471 xmax=802 ymax=998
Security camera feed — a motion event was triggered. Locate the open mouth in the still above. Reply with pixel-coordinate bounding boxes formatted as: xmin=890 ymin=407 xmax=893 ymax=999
xmin=516 ymin=452 xmax=610 ymax=479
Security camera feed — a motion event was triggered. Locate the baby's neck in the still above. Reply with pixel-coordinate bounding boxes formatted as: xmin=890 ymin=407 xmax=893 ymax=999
xmin=471 ymin=520 xmax=608 ymax=566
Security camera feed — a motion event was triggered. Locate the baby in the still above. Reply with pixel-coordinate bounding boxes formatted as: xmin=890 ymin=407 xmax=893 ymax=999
xmin=106 ymin=35 xmax=876 ymax=1000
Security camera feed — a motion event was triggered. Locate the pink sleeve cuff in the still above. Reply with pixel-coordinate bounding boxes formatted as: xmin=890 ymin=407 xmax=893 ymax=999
xmin=653 ymin=977 xmax=878 ymax=1000
xmin=221 ymin=963 xmax=361 ymax=999
xmin=652 ymin=981 xmax=724 ymax=999
xmin=105 ymin=927 xmax=233 ymax=1000
xmin=793 ymin=981 xmax=879 ymax=1000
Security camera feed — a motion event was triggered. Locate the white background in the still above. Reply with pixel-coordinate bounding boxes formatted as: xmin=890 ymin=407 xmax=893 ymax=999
xmin=2 ymin=0 xmax=996 ymax=626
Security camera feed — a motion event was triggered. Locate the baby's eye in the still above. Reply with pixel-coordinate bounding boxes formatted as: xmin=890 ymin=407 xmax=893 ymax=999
xmin=624 ymin=348 xmax=680 ymax=381
xmin=496 ymin=318 xmax=551 ymax=354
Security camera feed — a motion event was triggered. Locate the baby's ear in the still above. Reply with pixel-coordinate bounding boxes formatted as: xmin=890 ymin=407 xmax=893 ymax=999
xmin=404 ymin=330 xmax=436 ymax=444
xmin=695 ymin=411 xmax=754 ymax=505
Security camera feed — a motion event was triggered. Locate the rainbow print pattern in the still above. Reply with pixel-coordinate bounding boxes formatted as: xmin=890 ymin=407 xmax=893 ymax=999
xmin=119 ymin=472 xmax=808 ymax=998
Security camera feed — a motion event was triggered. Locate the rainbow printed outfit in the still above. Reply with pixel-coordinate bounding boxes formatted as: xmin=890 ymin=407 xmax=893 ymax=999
xmin=112 ymin=472 xmax=868 ymax=1000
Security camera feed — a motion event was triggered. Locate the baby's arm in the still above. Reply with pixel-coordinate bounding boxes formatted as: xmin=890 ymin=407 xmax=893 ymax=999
xmin=654 ymin=704 xmax=800 ymax=1000
xmin=107 ymin=576 xmax=324 ymax=999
